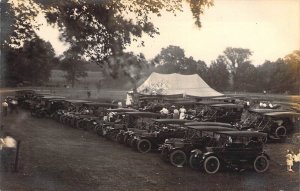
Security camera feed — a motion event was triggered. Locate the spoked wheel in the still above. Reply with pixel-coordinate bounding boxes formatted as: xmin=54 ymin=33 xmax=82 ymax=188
xmin=292 ymin=133 xmax=300 ymax=144
xmin=116 ymin=133 xmax=123 ymax=144
xmin=170 ymin=150 xmax=187 ymax=167
xmin=204 ymin=156 xmax=220 ymax=174
xmin=96 ymin=125 xmax=103 ymax=136
xmin=261 ymin=136 xmax=268 ymax=144
xmin=275 ymin=126 xmax=287 ymax=137
xmin=189 ymin=154 xmax=201 ymax=170
xmin=137 ymin=139 xmax=151 ymax=153
xmin=253 ymin=155 xmax=269 ymax=173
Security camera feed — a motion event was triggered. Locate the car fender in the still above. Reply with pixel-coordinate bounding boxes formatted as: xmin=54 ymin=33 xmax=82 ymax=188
xmin=190 ymin=149 xmax=203 ymax=156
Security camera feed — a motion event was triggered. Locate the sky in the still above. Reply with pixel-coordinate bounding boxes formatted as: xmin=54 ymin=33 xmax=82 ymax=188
xmin=35 ymin=0 xmax=300 ymax=65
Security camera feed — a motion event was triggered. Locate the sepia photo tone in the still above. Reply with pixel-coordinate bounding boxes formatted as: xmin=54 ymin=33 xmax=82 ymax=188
xmin=0 ymin=0 xmax=300 ymax=190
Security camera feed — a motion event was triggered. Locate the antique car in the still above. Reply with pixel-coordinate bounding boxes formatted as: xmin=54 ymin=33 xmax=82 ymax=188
xmin=130 ymin=119 xmax=190 ymax=153
xmin=112 ymin=112 xmax=163 ymax=143
xmin=238 ymin=109 xmax=300 ymax=142
xmin=14 ymin=89 xmax=36 ymax=108
xmin=160 ymin=125 xmax=234 ymax=167
xmin=95 ymin=108 xmax=138 ymax=136
xmin=56 ymin=99 xmax=90 ymax=126
xmin=200 ymin=103 xmax=244 ymax=124
xmin=75 ymin=102 xmax=118 ymax=130
xmin=193 ymin=131 xmax=269 ymax=174
xmin=31 ymin=96 xmax=66 ymax=118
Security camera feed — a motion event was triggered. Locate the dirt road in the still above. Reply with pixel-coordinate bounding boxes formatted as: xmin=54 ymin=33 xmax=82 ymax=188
xmin=0 ymin=110 xmax=299 ymax=191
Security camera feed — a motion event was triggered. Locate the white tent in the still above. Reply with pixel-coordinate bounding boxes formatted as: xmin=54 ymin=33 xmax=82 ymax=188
xmin=137 ymin=72 xmax=223 ymax=97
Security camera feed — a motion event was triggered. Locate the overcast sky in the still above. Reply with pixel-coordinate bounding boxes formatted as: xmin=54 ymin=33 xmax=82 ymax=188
xmin=126 ymin=0 xmax=300 ymax=65
xmin=36 ymin=0 xmax=300 ymax=66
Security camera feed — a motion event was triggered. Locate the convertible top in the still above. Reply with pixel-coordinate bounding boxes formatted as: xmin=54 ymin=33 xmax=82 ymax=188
xmin=217 ymin=131 xmax=267 ymax=137
xmin=124 ymin=111 xmax=163 ymax=117
xmin=187 ymin=126 xmax=235 ymax=132
xmin=64 ymin=99 xmax=91 ymax=104
xmin=152 ymin=119 xmax=191 ymax=124
xmin=107 ymin=108 xmax=138 ymax=112
xmin=248 ymin=108 xmax=287 ymax=114
xmin=83 ymin=102 xmax=118 ymax=108
xmin=184 ymin=121 xmax=232 ymax=128
xmin=210 ymin=103 xmax=243 ymax=109
xmin=263 ymin=111 xmax=300 ymax=118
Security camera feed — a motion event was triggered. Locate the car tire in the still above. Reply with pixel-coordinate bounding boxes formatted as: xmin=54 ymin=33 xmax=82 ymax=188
xmin=116 ymin=133 xmax=123 ymax=144
xmin=170 ymin=150 xmax=186 ymax=167
xmin=253 ymin=155 xmax=269 ymax=173
xmin=204 ymin=156 xmax=220 ymax=174
xmin=137 ymin=139 xmax=152 ymax=153
xmin=275 ymin=126 xmax=287 ymax=137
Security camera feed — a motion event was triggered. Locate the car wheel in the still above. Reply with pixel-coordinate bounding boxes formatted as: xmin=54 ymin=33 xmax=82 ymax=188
xmin=261 ymin=136 xmax=268 ymax=143
xmin=137 ymin=139 xmax=152 ymax=153
xmin=253 ymin=155 xmax=269 ymax=173
xmin=275 ymin=126 xmax=287 ymax=137
xmin=96 ymin=125 xmax=103 ymax=136
xmin=170 ymin=150 xmax=186 ymax=167
xmin=116 ymin=133 xmax=123 ymax=144
xmin=102 ymin=127 xmax=107 ymax=136
xmin=204 ymin=156 xmax=220 ymax=174
xmin=292 ymin=133 xmax=300 ymax=144
xmin=189 ymin=154 xmax=201 ymax=170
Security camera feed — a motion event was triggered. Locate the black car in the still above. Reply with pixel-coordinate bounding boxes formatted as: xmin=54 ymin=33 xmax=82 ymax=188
xmin=193 ymin=131 xmax=269 ymax=174
xmin=74 ymin=102 xmax=118 ymax=130
xmin=238 ymin=109 xmax=300 ymax=142
xmin=112 ymin=112 xmax=163 ymax=143
xmin=130 ymin=119 xmax=190 ymax=153
xmin=160 ymin=125 xmax=234 ymax=167
xmin=201 ymin=103 xmax=244 ymax=124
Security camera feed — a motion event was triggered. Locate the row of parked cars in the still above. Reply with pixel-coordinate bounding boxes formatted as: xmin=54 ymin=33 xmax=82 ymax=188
xmin=14 ymin=90 xmax=300 ymax=174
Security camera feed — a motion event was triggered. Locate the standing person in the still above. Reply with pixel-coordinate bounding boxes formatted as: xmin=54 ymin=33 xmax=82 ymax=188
xmin=0 ymin=132 xmax=17 ymax=172
xmin=179 ymin=106 xmax=186 ymax=120
xmin=2 ymin=100 xmax=8 ymax=116
xmin=286 ymin=150 xmax=295 ymax=172
xmin=10 ymin=99 xmax=18 ymax=114
xmin=173 ymin=106 xmax=179 ymax=119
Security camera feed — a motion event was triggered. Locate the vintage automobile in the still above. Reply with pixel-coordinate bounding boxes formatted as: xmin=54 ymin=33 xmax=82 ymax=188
xmin=130 ymin=119 xmax=190 ymax=153
xmin=238 ymin=109 xmax=300 ymax=142
xmin=31 ymin=96 xmax=66 ymax=118
xmin=112 ymin=112 xmax=163 ymax=143
xmin=94 ymin=108 xmax=138 ymax=136
xmin=192 ymin=131 xmax=270 ymax=174
xmin=75 ymin=102 xmax=118 ymax=130
xmin=200 ymin=103 xmax=244 ymax=124
xmin=56 ymin=99 xmax=90 ymax=126
xmin=14 ymin=89 xmax=36 ymax=108
xmin=160 ymin=125 xmax=234 ymax=167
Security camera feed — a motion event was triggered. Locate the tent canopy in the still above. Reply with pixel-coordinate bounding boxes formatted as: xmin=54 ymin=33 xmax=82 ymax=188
xmin=137 ymin=72 xmax=223 ymax=98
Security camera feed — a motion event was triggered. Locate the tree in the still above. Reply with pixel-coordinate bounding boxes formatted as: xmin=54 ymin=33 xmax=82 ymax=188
xmin=153 ymin=45 xmax=208 ymax=77
xmin=220 ymin=47 xmax=252 ymax=90
xmin=1 ymin=0 xmax=214 ymax=81
xmin=206 ymin=57 xmax=230 ymax=91
xmin=285 ymin=50 xmax=300 ymax=94
xmin=60 ymin=51 xmax=88 ymax=88
xmin=4 ymin=37 xmax=56 ymax=85
xmin=234 ymin=62 xmax=257 ymax=92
